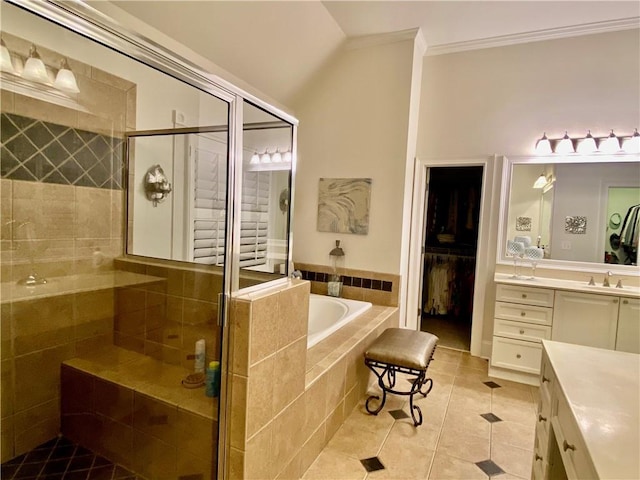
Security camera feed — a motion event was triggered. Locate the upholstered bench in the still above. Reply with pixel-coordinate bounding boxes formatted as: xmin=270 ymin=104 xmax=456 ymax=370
xmin=364 ymin=328 xmax=438 ymax=426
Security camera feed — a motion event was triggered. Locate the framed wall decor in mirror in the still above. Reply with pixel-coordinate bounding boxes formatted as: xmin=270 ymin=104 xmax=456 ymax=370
xmin=498 ymin=154 xmax=640 ymax=275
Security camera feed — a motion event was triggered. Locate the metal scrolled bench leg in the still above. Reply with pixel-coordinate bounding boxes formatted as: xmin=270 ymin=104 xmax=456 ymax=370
xmin=364 ymin=328 xmax=438 ymax=427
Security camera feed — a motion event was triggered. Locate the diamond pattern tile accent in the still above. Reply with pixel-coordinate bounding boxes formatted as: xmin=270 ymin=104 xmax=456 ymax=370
xmin=475 ymin=459 xmax=505 ymax=476
xmin=0 ymin=113 xmax=123 ymax=190
xmin=360 ymin=457 xmax=385 ymax=473
xmin=480 ymin=412 xmax=502 ymax=423
xmin=389 ymin=409 xmax=410 ymax=420
xmin=483 ymin=381 xmax=502 ymax=389
xmin=0 ymin=435 xmax=139 ymax=480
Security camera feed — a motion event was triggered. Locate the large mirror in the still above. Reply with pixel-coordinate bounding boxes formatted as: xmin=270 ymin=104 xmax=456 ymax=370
xmin=499 ymin=155 xmax=640 ymax=273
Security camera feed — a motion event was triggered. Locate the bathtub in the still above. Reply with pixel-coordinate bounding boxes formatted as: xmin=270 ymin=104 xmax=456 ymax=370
xmin=307 ymin=294 xmax=373 ymax=348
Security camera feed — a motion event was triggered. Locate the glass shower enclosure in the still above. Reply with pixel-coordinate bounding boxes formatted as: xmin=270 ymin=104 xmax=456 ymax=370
xmin=0 ymin=1 xmax=295 ymax=478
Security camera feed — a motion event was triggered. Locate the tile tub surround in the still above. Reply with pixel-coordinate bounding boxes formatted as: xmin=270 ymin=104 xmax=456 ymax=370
xmin=294 ymin=263 xmax=400 ymax=307
xmin=0 ymin=272 xmax=164 ymax=463
xmin=227 ymin=279 xmax=398 ymax=480
xmin=303 ymin=347 xmax=538 ymax=479
xmin=61 ymin=345 xmax=217 ymax=480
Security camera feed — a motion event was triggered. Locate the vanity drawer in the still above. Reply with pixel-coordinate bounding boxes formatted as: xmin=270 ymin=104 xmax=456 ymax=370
xmin=553 ymin=391 xmax=598 ymax=480
xmin=496 ymin=284 xmax=555 ymax=307
xmin=540 ymin=352 xmax=555 ymax=407
xmin=491 ymin=336 xmax=543 ymax=374
xmin=495 ymin=301 xmax=553 ymax=326
xmin=494 ymin=318 xmax=552 ymax=342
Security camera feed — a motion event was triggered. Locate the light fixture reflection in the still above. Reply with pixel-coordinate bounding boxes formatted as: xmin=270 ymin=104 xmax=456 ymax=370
xmin=598 ymin=130 xmax=621 ymax=153
xmin=22 ymin=44 xmax=50 ymax=84
xmin=535 ymin=133 xmax=552 ymax=155
xmin=260 ymin=152 xmax=271 ymax=163
xmin=533 ymin=173 xmax=548 ymax=189
xmin=0 ymin=37 xmax=15 ymax=74
xmin=53 ymin=58 xmax=79 ymax=93
xmin=271 ymin=149 xmax=282 ymax=163
xmin=283 ymin=150 xmax=292 ymax=163
xmin=250 ymin=152 xmax=260 ymax=165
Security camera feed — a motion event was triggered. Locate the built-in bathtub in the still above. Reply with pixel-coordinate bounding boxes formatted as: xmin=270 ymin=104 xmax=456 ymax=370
xmin=307 ymin=293 xmax=372 ymax=347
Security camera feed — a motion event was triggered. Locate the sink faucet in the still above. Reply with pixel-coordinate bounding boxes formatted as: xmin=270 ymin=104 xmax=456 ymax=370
xmin=603 ymin=271 xmax=612 ymax=287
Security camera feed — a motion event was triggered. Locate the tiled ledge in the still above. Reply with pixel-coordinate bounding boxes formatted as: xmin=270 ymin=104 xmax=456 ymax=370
xmin=0 ymin=271 xmax=164 ymax=304
xmin=305 ymin=305 xmax=398 ymax=388
xmin=63 ymin=345 xmax=217 ymax=419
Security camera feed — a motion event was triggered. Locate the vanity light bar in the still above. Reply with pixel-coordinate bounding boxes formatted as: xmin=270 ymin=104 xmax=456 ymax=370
xmin=535 ymin=129 xmax=640 ymax=155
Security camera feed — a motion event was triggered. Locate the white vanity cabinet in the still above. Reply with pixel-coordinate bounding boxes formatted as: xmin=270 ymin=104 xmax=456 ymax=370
xmin=616 ymin=298 xmax=640 ymax=354
xmin=552 ymin=291 xmax=619 ymax=350
xmin=490 ymin=284 xmax=554 ymax=382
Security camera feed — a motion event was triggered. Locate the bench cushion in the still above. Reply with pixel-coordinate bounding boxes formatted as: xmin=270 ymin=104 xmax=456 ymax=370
xmin=365 ymin=328 xmax=438 ymax=370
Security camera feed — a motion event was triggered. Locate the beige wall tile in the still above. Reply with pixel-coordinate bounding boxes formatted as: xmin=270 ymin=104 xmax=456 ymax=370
xmin=94 ymin=378 xmax=133 ymax=425
xmin=228 ymin=447 xmax=244 ymax=480
xmin=229 ymin=374 xmax=247 ymax=451
xmin=133 ymin=393 xmax=178 ymax=445
xmin=1 ymin=414 xmax=14 ymax=463
xmin=14 ymin=401 xmax=60 ymax=457
xmin=244 ymin=421 xmax=275 ymax=480
xmin=182 ymin=298 xmax=217 ymax=326
xmin=273 ymin=337 xmax=306 ymax=415
xmin=183 ymin=270 xmax=223 ymax=302
xmin=177 ymin=450 xmax=213 ymax=480
xmin=13 ymin=93 xmax=79 ymax=130
xmin=303 ymin=375 xmax=327 ymax=441
xmin=177 ymin=409 xmax=215 ymax=463
xmin=272 ymin=394 xmax=304 ymax=476
xmin=132 ymin=429 xmax=176 ymax=480
xmin=277 ymin=450 xmax=302 ymax=480
xmin=1 ymin=359 xmax=14 ymax=419
xmin=249 ymin=291 xmax=279 ymax=365
xmin=231 ymin=300 xmax=250 ymax=376
xmin=1 ymin=304 xmax=13 ymax=360
xmin=1 ymin=89 xmax=15 ymax=114
xmin=325 ymin=400 xmax=345 ymax=445
xmin=277 ymin=281 xmax=309 ymax=349
xmin=299 ymin=423 xmax=326 ymax=477
xmin=14 ymin=343 xmax=74 ymax=411
xmin=60 ymin=365 xmax=93 ymax=416
xmin=1 ymin=180 xmax=12 ymax=242
xmin=325 ymin=358 xmax=346 ymax=415
xmin=76 ymin=187 xmax=112 ymax=239
xmin=246 ymin=355 xmax=275 ymax=438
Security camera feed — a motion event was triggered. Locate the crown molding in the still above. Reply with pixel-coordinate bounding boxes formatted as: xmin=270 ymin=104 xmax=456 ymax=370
xmin=425 ymin=17 xmax=640 ymax=56
xmin=345 ymin=28 xmax=422 ymax=51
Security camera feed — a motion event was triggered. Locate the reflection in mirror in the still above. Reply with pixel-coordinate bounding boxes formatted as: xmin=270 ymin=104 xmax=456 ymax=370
xmin=240 ymin=102 xmax=293 ymax=280
xmin=505 ymin=158 xmax=640 ymax=269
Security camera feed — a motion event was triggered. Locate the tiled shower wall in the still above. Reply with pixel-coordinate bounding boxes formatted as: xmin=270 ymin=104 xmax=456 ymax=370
xmin=0 ymin=33 xmax=135 ymax=462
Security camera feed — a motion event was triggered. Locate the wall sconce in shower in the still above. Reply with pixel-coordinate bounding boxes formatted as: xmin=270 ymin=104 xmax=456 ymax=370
xmin=144 ymin=164 xmax=172 ymax=207
xmin=534 ymin=129 xmax=639 ymax=155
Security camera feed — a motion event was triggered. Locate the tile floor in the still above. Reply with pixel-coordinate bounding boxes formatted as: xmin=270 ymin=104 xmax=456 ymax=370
xmin=302 ymin=346 xmax=538 ymax=480
xmin=1 ymin=436 xmax=139 ymax=480
xmin=420 ymin=316 xmax=471 ymax=351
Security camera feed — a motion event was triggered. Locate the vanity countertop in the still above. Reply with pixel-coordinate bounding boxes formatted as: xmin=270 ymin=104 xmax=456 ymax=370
xmin=543 ymin=340 xmax=640 ymax=480
xmin=0 ymin=270 xmax=165 ymax=304
xmin=494 ymin=273 xmax=640 ymax=299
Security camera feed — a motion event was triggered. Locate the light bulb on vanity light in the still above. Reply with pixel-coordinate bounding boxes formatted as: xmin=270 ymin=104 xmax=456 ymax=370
xmin=576 ymin=130 xmax=597 ymax=154
xmin=554 ymin=131 xmax=574 ymax=154
xmin=533 ymin=173 xmax=548 ymax=189
xmin=271 ymin=149 xmax=282 ymax=163
xmin=53 ymin=58 xmax=79 ymax=94
xmin=622 ymin=129 xmax=640 ymax=153
xmin=22 ymin=44 xmax=50 ymax=84
xmin=598 ymin=130 xmax=621 ymax=153
xmin=0 ymin=37 xmax=16 ymax=74
xmin=282 ymin=150 xmax=292 ymax=162
xmin=250 ymin=152 xmax=260 ymax=165
xmin=535 ymin=132 xmax=552 ymax=155
xmin=260 ymin=151 xmax=271 ymax=163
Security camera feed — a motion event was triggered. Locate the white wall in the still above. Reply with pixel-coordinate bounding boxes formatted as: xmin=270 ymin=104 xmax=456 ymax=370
xmin=292 ymin=37 xmax=416 ymax=274
xmin=417 ymin=28 xmax=640 ymax=353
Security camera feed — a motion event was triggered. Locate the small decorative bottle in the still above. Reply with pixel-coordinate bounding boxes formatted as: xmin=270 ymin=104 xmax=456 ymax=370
xmin=327 ymin=274 xmax=342 ymax=297
xmin=205 ymin=361 xmax=221 ymax=398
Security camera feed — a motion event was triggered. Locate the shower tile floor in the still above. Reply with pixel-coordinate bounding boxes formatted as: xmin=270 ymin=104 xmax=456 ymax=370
xmin=302 ymin=346 xmax=538 ymax=479
xmin=1 ymin=436 xmax=139 ymax=480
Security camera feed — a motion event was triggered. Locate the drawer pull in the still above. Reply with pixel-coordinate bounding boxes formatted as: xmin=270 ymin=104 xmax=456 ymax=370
xmin=520 ymin=311 xmax=526 ymax=316
xmin=563 ymin=440 xmax=576 ymax=452
xmin=535 ymin=454 xmax=543 ymax=462
xmin=623 ymin=300 xmax=629 ymax=305
xmin=522 ymin=293 xmax=527 ymax=298
xmin=516 ymin=354 xmax=522 ymax=359
xmin=613 ymin=299 xmax=618 ymax=304
xmin=538 ymin=414 xmax=547 ymax=422
xmin=542 ymin=376 xmax=550 ymax=383
xmin=519 ymin=329 xmax=525 ymax=334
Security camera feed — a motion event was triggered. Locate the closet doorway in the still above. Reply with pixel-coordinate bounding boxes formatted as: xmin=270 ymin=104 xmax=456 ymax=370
xmin=420 ymin=166 xmax=483 ymax=350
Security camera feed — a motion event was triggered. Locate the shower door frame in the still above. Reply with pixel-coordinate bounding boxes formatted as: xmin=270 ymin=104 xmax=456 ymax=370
xmin=5 ymin=1 xmax=299 ymax=478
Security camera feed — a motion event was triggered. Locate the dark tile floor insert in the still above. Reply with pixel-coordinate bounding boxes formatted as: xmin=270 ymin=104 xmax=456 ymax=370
xmin=483 ymin=381 xmax=502 ymax=389
xmin=480 ymin=412 xmax=503 ymax=423
xmin=389 ymin=409 xmax=410 ymax=420
xmin=360 ymin=457 xmax=385 ymax=473
xmin=475 ymin=459 xmax=505 ymax=476
xmin=1 ymin=436 xmax=139 ymax=480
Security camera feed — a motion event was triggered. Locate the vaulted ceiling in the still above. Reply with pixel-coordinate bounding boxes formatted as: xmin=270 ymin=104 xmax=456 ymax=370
xmin=109 ymin=1 xmax=639 ymax=107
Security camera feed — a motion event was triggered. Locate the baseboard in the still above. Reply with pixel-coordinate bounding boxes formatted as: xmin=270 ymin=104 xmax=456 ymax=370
xmin=488 ymin=365 xmax=539 ymax=386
